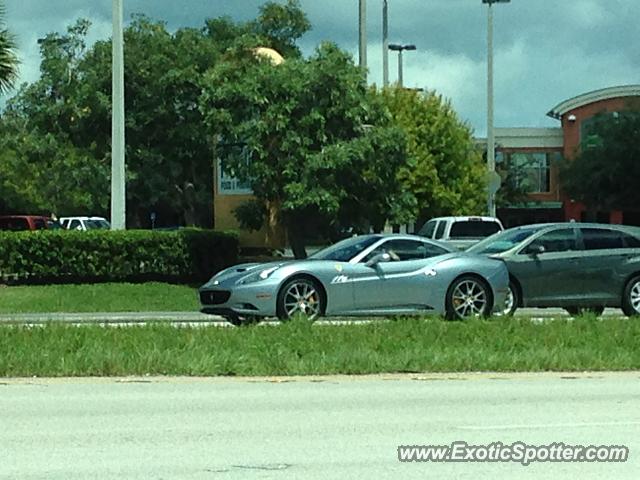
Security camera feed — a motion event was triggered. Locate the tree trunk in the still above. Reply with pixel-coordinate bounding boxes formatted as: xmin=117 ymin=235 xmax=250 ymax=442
xmin=286 ymin=222 xmax=307 ymax=259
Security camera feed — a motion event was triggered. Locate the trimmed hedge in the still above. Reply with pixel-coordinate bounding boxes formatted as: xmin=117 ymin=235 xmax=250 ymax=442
xmin=0 ymin=229 xmax=238 ymax=284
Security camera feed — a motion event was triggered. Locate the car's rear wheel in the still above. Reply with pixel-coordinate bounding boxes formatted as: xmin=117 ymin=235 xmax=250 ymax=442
xmin=277 ymin=277 xmax=324 ymax=321
xmin=445 ymin=275 xmax=493 ymax=320
xmin=564 ymin=306 xmax=605 ymax=316
xmin=621 ymin=275 xmax=640 ymax=317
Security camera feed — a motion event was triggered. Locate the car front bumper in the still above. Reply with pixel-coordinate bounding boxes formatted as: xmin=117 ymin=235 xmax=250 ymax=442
xmin=199 ymin=283 xmax=278 ymax=318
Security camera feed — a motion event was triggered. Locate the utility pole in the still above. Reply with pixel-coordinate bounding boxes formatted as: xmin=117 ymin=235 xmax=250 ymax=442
xmin=382 ymin=0 xmax=389 ymax=86
xmin=483 ymin=0 xmax=510 ymax=218
xmin=359 ymin=0 xmax=367 ymax=77
xmin=111 ymin=0 xmax=126 ymax=229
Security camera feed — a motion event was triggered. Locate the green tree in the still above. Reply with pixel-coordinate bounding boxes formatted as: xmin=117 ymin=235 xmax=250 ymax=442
xmin=495 ymin=153 xmax=536 ymax=207
xmin=0 ymin=2 xmax=18 ymax=94
xmin=251 ymin=0 xmax=311 ymax=58
xmin=200 ymin=42 xmax=411 ymax=257
xmin=561 ymin=110 xmax=640 ymax=210
xmin=0 ymin=19 xmax=108 ymax=215
xmin=0 ymin=1 xmax=311 ymax=225
xmin=380 ymin=87 xmax=486 ymax=223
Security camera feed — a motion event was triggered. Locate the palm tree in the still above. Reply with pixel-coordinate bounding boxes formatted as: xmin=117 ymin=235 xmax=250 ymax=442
xmin=0 ymin=3 xmax=18 ymax=94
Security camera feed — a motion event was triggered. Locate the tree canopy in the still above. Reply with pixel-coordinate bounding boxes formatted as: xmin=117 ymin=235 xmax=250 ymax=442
xmin=561 ymin=109 xmax=640 ymax=210
xmin=0 ymin=1 xmax=310 ymax=227
xmin=380 ymin=87 xmax=486 ymax=223
xmin=200 ymin=41 xmax=411 ymax=257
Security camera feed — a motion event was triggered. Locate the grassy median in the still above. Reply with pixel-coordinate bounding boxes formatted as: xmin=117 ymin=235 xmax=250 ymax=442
xmin=0 ymin=282 xmax=199 ymax=313
xmin=0 ymin=316 xmax=638 ymax=376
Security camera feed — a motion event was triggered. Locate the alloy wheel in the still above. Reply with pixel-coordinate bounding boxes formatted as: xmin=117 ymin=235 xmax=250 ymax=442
xmin=281 ymin=280 xmax=321 ymax=320
xmin=450 ymin=278 xmax=488 ymax=319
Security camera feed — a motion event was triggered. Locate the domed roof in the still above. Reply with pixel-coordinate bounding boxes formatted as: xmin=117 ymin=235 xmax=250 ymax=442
xmin=253 ymin=47 xmax=285 ymax=65
xmin=547 ymin=84 xmax=640 ymax=119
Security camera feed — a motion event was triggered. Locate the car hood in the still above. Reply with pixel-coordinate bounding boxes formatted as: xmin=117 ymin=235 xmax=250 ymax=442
xmin=201 ymin=260 xmax=293 ymax=287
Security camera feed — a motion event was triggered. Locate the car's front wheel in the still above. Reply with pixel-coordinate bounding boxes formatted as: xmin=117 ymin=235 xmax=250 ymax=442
xmin=503 ymin=281 xmax=519 ymax=316
xmin=445 ymin=275 xmax=493 ymax=320
xmin=276 ymin=277 xmax=324 ymax=321
xmin=621 ymin=275 xmax=640 ymax=317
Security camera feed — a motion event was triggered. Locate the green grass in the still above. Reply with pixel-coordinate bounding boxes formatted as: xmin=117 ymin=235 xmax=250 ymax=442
xmin=0 ymin=282 xmax=199 ymax=313
xmin=1 ymin=316 xmax=639 ymax=377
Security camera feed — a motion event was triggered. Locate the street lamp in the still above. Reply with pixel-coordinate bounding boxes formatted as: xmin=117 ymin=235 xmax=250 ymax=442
xmin=111 ymin=0 xmax=126 ymax=230
xmin=382 ymin=0 xmax=388 ymax=86
xmin=388 ymin=43 xmax=416 ymax=87
xmin=483 ymin=0 xmax=510 ymax=218
xmin=359 ymin=0 xmax=367 ymax=77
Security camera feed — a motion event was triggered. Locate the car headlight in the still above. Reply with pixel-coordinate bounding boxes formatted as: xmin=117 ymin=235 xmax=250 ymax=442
xmin=236 ymin=266 xmax=280 ymax=285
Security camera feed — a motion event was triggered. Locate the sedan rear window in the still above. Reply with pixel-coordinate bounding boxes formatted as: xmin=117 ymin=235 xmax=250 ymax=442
xmin=581 ymin=228 xmax=640 ymax=250
xmin=581 ymin=228 xmax=623 ymax=250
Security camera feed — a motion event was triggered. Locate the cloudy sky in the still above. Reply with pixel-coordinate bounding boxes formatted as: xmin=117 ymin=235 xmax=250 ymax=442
xmin=4 ymin=0 xmax=639 ymax=135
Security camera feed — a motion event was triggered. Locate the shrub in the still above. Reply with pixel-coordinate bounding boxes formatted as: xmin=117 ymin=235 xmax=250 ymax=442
xmin=0 ymin=229 xmax=238 ymax=284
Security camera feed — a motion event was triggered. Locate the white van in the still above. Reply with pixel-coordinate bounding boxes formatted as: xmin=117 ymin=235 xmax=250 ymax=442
xmin=417 ymin=216 xmax=503 ymax=250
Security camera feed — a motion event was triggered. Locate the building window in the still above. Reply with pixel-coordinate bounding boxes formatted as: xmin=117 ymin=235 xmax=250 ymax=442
xmin=508 ymin=152 xmax=551 ymax=193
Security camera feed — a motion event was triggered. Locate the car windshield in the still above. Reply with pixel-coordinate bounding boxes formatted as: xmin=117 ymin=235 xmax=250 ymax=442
xmin=467 ymin=227 xmax=539 ymax=254
xmin=417 ymin=220 xmax=437 ymax=237
xmin=309 ymin=235 xmax=382 ymax=262
xmin=86 ymin=219 xmax=110 ymax=230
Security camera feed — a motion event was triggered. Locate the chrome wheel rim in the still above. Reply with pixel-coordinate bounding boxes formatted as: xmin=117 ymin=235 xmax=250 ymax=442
xmin=630 ymin=281 xmax=640 ymax=313
xmin=503 ymin=286 xmax=514 ymax=315
xmin=452 ymin=279 xmax=487 ymax=318
xmin=283 ymin=281 xmax=320 ymax=320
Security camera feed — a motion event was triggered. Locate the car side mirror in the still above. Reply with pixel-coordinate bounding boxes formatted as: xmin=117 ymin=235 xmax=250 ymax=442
xmin=527 ymin=243 xmax=545 ymax=256
xmin=365 ymin=252 xmax=391 ymax=268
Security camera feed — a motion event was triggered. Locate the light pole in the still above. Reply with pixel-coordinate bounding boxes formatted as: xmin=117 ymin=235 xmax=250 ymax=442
xmin=111 ymin=0 xmax=126 ymax=230
xmin=388 ymin=43 xmax=416 ymax=87
xmin=359 ymin=0 xmax=367 ymax=77
xmin=382 ymin=0 xmax=389 ymax=86
xmin=483 ymin=0 xmax=510 ymax=218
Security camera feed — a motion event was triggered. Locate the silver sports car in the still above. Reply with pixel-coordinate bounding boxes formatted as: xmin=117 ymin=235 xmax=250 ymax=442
xmin=199 ymin=234 xmax=509 ymax=325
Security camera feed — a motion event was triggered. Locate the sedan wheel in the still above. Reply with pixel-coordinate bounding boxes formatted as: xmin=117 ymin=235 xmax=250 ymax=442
xmin=502 ymin=282 xmax=519 ymax=316
xmin=277 ymin=278 xmax=324 ymax=321
xmin=622 ymin=276 xmax=640 ymax=317
xmin=445 ymin=275 xmax=492 ymax=320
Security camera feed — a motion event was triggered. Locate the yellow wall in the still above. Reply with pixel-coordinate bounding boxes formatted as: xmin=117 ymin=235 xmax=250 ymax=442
xmin=213 ymin=194 xmax=286 ymax=250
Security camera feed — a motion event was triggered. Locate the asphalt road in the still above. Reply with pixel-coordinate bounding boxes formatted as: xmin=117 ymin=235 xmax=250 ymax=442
xmin=0 ymin=308 xmax=627 ymax=325
xmin=0 ymin=373 xmax=638 ymax=479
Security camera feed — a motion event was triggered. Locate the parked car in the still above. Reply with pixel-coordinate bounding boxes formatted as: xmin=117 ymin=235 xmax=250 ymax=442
xmin=199 ymin=233 xmax=509 ymax=325
xmin=0 ymin=215 xmax=61 ymax=231
xmin=417 ymin=216 xmax=504 ymax=250
xmin=59 ymin=216 xmax=111 ymax=231
xmin=467 ymin=222 xmax=640 ymax=316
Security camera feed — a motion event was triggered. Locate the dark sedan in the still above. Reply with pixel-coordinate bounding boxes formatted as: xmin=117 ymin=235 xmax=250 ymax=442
xmin=467 ymin=222 xmax=640 ymax=316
